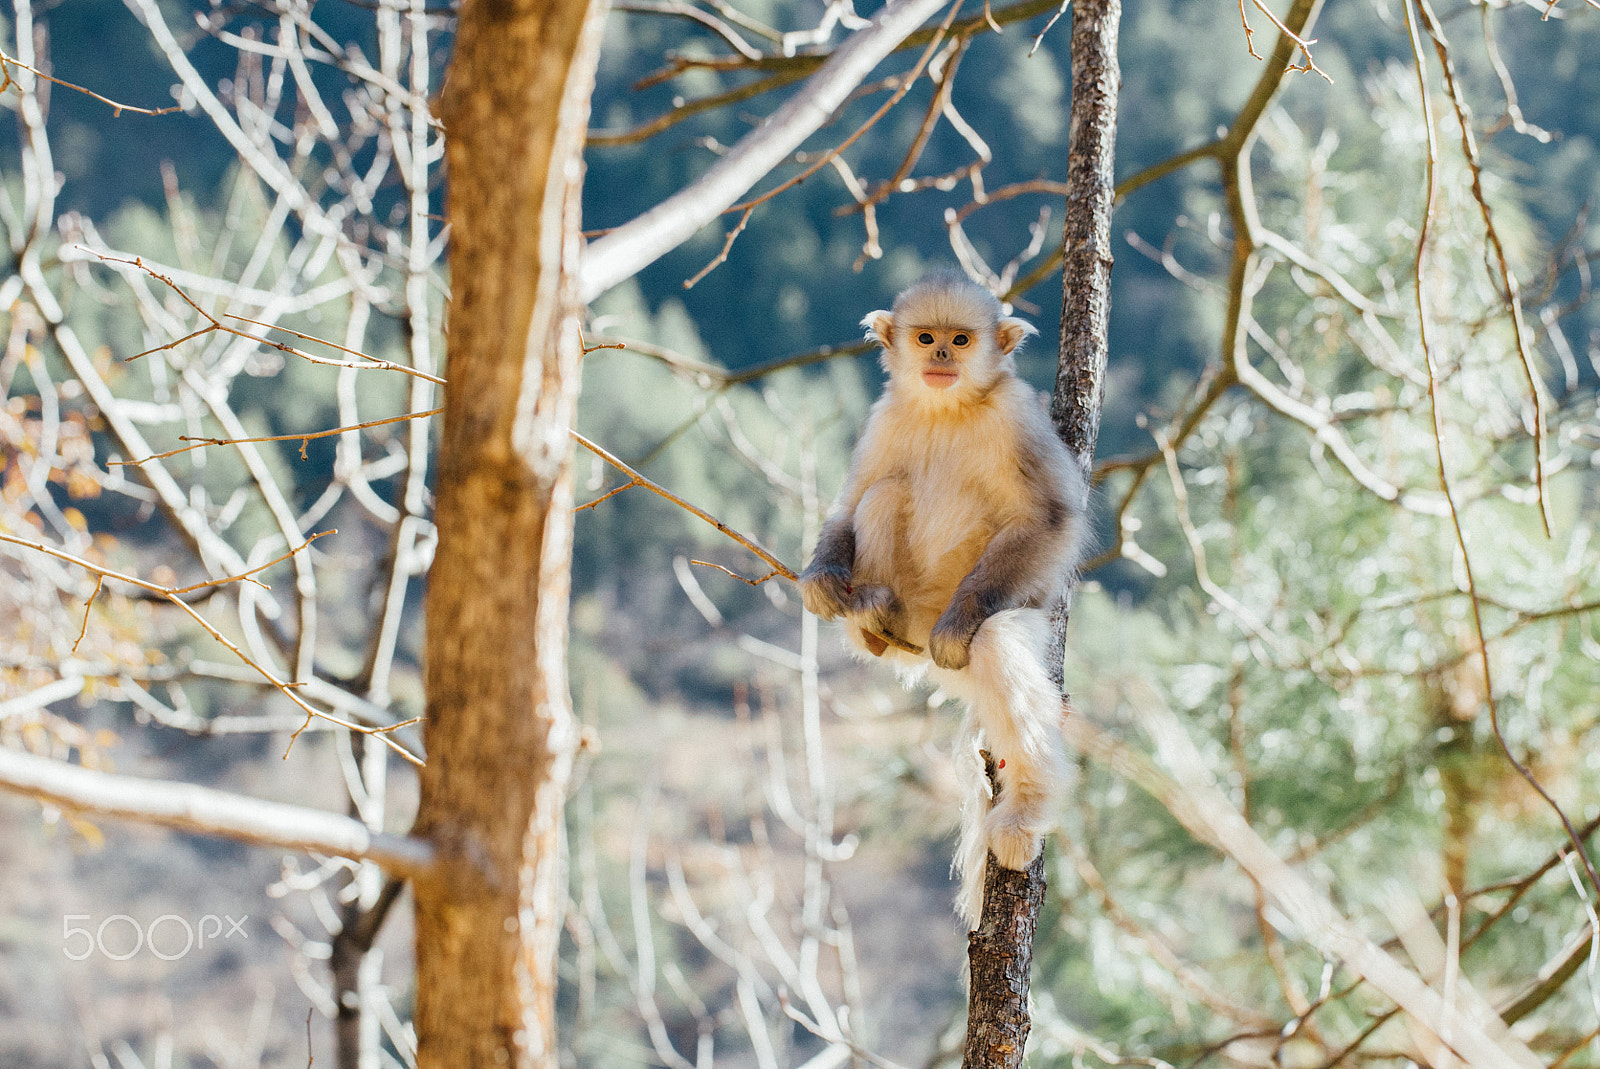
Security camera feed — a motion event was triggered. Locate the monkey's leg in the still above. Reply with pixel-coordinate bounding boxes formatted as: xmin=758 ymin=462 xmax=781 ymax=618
xmin=960 ymin=608 xmax=1070 ymax=871
xmin=849 ymin=479 xmax=910 ymax=644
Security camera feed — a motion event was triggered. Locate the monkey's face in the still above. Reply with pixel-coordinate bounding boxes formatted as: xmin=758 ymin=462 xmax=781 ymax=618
xmin=863 ymin=273 xmax=1035 ymax=402
xmin=906 ymin=326 xmax=983 ymax=391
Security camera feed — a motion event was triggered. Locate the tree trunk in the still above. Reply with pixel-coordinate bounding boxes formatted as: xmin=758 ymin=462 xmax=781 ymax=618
xmin=1050 ymin=0 xmax=1121 ymax=483
xmin=963 ymin=0 xmax=1119 ymax=1064
xmin=412 ymin=0 xmax=608 ymax=1064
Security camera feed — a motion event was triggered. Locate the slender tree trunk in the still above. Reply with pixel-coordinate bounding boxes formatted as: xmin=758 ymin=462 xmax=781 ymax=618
xmin=1050 ymin=0 xmax=1120 ymax=484
xmin=963 ymin=0 xmax=1119 ymax=1064
xmin=412 ymin=0 xmax=608 ymax=1064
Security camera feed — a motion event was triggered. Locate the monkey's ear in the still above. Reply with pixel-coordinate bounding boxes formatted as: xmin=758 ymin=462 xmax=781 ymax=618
xmin=996 ymin=316 xmax=1038 ymax=355
xmin=862 ymin=311 xmax=895 ymax=349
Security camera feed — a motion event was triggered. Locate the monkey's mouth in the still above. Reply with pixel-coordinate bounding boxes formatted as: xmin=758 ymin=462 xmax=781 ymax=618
xmin=921 ymin=368 xmax=960 ymax=388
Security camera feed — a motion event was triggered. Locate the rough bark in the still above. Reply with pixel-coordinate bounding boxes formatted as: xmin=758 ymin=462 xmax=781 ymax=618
xmin=411 ymin=0 xmax=608 ymax=1064
xmin=962 ymin=758 xmax=1049 ymax=1068
xmin=962 ymin=0 xmax=1119 ymax=1064
xmin=1049 ymin=0 xmax=1120 ymax=483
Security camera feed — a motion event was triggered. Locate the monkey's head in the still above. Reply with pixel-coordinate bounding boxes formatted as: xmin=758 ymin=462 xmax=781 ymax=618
xmin=862 ymin=270 xmax=1036 ymax=403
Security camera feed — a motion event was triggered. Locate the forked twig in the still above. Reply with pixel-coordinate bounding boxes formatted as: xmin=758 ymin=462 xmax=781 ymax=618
xmin=0 ymin=530 xmax=424 ymax=766
xmin=0 ymin=51 xmax=182 ymax=116
xmin=94 ymin=251 xmax=446 ymax=385
xmin=571 ymin=430 xmax=798 ymax=583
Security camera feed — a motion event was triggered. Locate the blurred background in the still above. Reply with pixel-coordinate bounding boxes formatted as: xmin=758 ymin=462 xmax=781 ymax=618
xmin=3 ymin=0 xmax=1600 ymax=1065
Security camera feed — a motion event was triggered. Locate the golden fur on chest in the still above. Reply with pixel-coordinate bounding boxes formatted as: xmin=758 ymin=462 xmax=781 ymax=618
xmin=853 ymin=382 xmax=1042 ymax=643
xmin=898 ymin=414 xmax=1025 ymax=571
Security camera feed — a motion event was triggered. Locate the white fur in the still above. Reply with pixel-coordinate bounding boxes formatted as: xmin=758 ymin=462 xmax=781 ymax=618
xmin=931 ymin=609 xmax=1071 ymax=926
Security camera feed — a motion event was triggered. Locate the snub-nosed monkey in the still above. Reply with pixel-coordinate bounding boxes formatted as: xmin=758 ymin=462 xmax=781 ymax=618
xmin=798 ymin=269 xmax=1088 ymax=926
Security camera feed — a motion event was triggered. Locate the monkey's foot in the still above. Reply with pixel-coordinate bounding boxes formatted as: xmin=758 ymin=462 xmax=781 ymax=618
xmin=851 ymin=583 xmax=906 ymax=636
xmin=984 ymin=804 xmax=1045 ymax=871
xmin=927 ymin=611 xmax=980 ymax=670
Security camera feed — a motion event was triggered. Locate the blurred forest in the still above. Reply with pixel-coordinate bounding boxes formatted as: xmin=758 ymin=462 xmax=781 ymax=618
xmin=3 ymin=0 xmax=1600 ymax=1065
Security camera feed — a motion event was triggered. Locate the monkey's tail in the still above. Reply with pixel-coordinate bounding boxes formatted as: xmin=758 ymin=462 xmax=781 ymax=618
xmin=944 ymin=608 xmax=1071 ymax=929
xmin=953 ymin=711 xmax=990 ymax=929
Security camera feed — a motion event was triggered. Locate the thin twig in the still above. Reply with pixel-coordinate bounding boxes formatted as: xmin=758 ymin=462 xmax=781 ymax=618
xmin=224 ymin=314 xmax=449 ymax=384
xmin=0 ymin=51 xmax=182 ymax=116
xmin=0 ymin=530 xmax=424 ymax=766
xmin=1237 ymin=0 xmax=1330 ymax=81
xmin=685 ymin=208 xmax=754 ymax=289
xmin=570 ymin=430 xmax=798 ymax=582
xmin=109 ymin=408 xmax=445 ymax=466
xmin=1402 ymin=0 xmax=1597 ymax=899
xmin=686 ymin=559 xmax=786 ymax=587
xmin=612 ymin=0 xmax=764 ymax=59
xmin=71 ymin=574 xmax=104 ymax=656
xmin=95 ymin=252 xmax=446 ymax=384
xmin=726 ymin=0 xmax=965 ymax=216
xmin=1415 ymin=0 xmax=1552 ymax=537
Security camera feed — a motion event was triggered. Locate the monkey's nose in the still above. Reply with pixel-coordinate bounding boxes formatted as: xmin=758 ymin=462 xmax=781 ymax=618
xmin=935 ymin=348 xmax=950 ymax=360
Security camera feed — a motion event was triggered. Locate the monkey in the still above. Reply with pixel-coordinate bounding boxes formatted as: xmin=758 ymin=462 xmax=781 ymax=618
xmin=798 ymin=269 xmax=1089 ymax=927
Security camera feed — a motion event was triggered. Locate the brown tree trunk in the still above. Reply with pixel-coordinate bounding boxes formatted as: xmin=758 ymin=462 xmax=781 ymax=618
xmin=412 ymin=0 xmax=608 ymax=1064
xmin=1050 ymin=0 xmax=1120 ymax=482
xmin=963 ymin=0 xmax=1119 ymax=1064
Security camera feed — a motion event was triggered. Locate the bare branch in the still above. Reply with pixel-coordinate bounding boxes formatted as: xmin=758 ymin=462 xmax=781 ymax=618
xmin=571 ymin=430 xmax=798 ymax=582
xmin=612 ymin=0 xmax=764 ymax=58
xmin=96 ymin=252 xmax=447 ymax=385
xmin=1415 ymin=0 xmax=1552 ymax=536
xmin=109 ymin=408 xmax=445 ymax=467
xmin=0 ymin=49 xmax=182 ymax=115
xmin=0 ymin=530 xmax=425 ymax=766
xmin=579 ymin=0 xmax=956 ymax=301
xmin=0 ymin=747 xmax=433 ymax=877
xmin=1075 ymin=696 xmax=1543 ymax=1069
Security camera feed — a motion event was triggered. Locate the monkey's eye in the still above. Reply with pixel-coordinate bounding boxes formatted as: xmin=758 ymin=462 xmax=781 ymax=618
xmin=952 ymin=333 xmax=970 ymax=347
xmin=917 ymin=331 xmax=935 ymax=346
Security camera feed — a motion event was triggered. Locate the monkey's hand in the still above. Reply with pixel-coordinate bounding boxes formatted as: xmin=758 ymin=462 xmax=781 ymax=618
xmin=798 ymin=561 xmax=853 ymax=620
xmin=928 ymin=603 xmax=985 ymax=670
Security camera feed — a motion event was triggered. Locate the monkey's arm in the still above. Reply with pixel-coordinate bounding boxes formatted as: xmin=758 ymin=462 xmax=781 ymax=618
xmin=798 ymin=416 xmax=897 ymax=621
xmin=928 ymin=434 xmax=1086 ymax=671
xmin=798 ymin=514 xmax=856 ymax=620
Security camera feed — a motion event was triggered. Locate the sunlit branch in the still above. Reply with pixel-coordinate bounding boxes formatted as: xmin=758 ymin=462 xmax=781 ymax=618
xmin=1115 ymin=690 xmax=1540 ymax=1069
xmin=1237 ymin=0 xmax=1330 ymax=81
xmin=673 ymin=0 xmax=966 ymax=283
xmin=0 ymin=748 xmax=433 ymax=876
xmin=1415 ymin=0 xmax=1552 ymax=537
xmin=0 ymin=530 xmax=424 ymax=767
xmin=588 ymin=333 xmax=872 ymax=387
xmin=612 ymin=0 xmax=764 ymax=59
xmin=109 ymin=408 xmax=445 ymax=466
xmin=571 ymin=429 xmax=798 ymax=582
xmin=580 ymin=0 xmax=958 ymax=300
xmin=96 ymin=252 xmax=446 ymax=385
xmin=725 ymin=0 xmax=963 ymax=217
